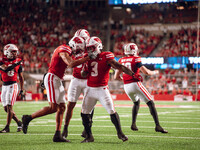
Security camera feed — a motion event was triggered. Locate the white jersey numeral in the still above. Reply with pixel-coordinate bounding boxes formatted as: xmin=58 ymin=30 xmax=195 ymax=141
xmin=122 ymin=62 xmax=132 ymax=70
xmin=91 ymin=62 xmax=98 ymax=76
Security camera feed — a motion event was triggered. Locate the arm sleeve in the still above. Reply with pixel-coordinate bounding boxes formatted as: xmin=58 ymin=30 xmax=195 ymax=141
xmin=18 ymin=65 xmax=23 ymax=73
xmin=136 ymin=62 xmax=142 ymax=68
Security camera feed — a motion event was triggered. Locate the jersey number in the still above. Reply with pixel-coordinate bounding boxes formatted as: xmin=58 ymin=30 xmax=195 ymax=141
xmin=7 ymin=64 xmax=15 ymax=77
xmin=91 ymin=62 xmax=98 ymax=76
xmin=122 ymin=62 xmax=132 ymax=70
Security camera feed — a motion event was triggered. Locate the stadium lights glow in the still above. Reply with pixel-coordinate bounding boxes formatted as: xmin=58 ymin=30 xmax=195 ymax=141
xmin=126 ymin=8 xmax=131 ymax=13
xmin=141 ymin=57 xmax=164 ymax=64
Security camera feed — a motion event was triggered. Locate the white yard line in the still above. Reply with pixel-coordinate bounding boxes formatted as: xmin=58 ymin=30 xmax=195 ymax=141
xmin=0 ymin=124 xmax=200 ymax=130
xmin=0 ymin=133 xmax=199 ymax=140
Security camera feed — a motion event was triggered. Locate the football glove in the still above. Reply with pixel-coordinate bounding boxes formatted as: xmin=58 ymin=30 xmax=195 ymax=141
xmin=133 ymin=74 xmax=143 ymax=82
xmin=19 ymin=89 xmax=26 ymax=100
xmin=40 ymin=73 xmax=47 ymax=89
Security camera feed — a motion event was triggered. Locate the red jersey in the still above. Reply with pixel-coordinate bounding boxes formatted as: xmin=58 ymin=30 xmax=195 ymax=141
xmin=87 ymin=52 xmax=114 ymax=87
xmin=72 ymin=53 xmax=87 ymax=79
xmin=119 ymin=56 xmax=142 ymax=84
xmin=48 ymin=44 xmax=72 ymax=79
xmin=0 ymin=58 xmax=22 ymax=82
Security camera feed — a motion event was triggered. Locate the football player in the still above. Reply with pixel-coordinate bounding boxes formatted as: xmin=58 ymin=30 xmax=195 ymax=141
xmin=62 ymin=35 xmax=94 ymax=138
xmin=0 ymin=44 xmax=24 ymax=133
xmin=80 ymin=36 xmax=135 ymax=143
xmin=114 ymin=43 xmax=168 ymax=133
xmin=74 ymin=29 xmax=90 ymax=41
xmin=22 ymin=43 xmax=90 ymax=142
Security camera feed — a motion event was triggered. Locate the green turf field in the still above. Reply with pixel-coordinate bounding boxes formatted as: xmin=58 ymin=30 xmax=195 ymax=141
xmin=0 ymin=100 xmax=200 ymax=150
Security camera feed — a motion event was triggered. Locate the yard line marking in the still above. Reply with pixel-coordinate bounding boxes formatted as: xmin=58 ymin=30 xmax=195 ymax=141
xmin=0 ymin=133 xmax=199 ymax=140
xmin=1 ymin=124 xmax=199 ymax=130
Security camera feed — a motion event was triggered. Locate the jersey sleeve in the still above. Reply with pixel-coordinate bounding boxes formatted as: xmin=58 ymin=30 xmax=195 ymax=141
xmin=135 ymin=57 xmax=142 ymax=68
xmin=58 ymin=45 xmax=72 ymax=55
xmin=105 ymin=52 xmax=115 ymax=61
xmin=18 ymin=65 xmax=23 ymax=73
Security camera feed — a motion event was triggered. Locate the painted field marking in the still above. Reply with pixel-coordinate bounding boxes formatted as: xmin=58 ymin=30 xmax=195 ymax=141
xmin=0 ymin=133 xmax=199 ymax=140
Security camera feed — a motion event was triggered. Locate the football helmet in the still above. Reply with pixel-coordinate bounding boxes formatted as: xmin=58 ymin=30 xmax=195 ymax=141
xmin=74 ymin=29 xmax=90 ymax=41
xmin=86 ymin=36 xmax=103 ymax=59
xmin=69 ymin=36 xmax=86 ymax=54
xmin=3 ymin=44 xmax=19 ymax=59
xmin=123 ymin=43 xmax=138 ymax=55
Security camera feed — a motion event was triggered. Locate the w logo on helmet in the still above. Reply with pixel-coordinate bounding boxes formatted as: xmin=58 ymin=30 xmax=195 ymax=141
xmin=130 ymin=45 xmax=136 ymax=50
xmin=73 ymin=37 xmax=83 ymax=44
xmin=94 ymin=37 xmax=102 ymax=43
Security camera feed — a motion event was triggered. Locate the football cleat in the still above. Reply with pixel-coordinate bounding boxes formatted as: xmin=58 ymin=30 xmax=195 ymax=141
xmin=131 ymin=124 xmax=138 ymax=131
xmin=81 ymin=129 xmax=87 ymax=138
xmin=0 ymin=127 xmax=10 ymax=133
xmin=53 ymin=131 xmax=70 ymax=142
xmin=62 ymin=125 xmax=68 ymax=138
xmin=155 ymin=125 xmax=168 ymax=133
xmin=22 ymin=115 xmax=32 ymax=134
xmin=17 ymin=121 xmax=22 ymax=132
xmin=81 ymin=135 xmax=94 ymax=143
xmin=117 ymin=133 xmax=128 ymax=142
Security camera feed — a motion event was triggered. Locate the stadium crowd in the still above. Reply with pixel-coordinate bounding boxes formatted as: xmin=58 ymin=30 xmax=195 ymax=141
xmin=0 ymin=1 xmax=199 ymax=95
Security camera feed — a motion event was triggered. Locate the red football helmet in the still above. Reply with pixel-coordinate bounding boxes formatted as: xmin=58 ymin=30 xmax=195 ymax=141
xmin=123 ymin=43 xmax=138 ymax=56
xmin=74 ymin=29 xmax=90 ymax=41
xmin=68 ymin=36 xmax=86 ymax=54
xmin=3 ymin=44 xmax=19 ymax=59
xmin=86 ymin=36 xmax=103 ymax=58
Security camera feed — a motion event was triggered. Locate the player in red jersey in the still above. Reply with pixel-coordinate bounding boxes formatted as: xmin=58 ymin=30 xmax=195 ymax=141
xmin=22 ymin=43 xmax=90 ymax=142
xmin=0 ymin=44 xmax=24 ymax=133
xmin=62 ymin=35 xmax=94 ymax=138
xmin=80 ymin=36 xmax=135 ymax=143
xmin=114 ymin=43 xmax=168 ymax=133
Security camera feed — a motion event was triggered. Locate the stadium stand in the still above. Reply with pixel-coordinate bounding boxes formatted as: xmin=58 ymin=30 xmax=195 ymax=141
xmin=0 ymin=0 xmax=199 ymax=99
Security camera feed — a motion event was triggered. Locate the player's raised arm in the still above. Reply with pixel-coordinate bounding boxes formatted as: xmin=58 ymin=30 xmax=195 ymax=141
xmin=59 ymin=52 xmax=90 ymax=68
xmin=140 ymin=66 xmax=159 ymax=76
xmin=0 ymin=60 xmax=22 ymax=72
xmin=107 ymin=59 xmax=134 ymax=77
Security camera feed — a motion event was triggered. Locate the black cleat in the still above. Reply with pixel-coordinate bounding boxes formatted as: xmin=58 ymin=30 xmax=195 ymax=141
xmin=0 ymin=127 xmax=10 ymax=133
xmin=155 ymin=125 xmax=168 ymax=133
xmin=81 ymin=129 xmax=87 ymax=138
xmin=117 ymin=133 xmax=128 ymax=142
xmin=53 ymin=131 xmax=70 ymax=142
xmin=62 ymin=125 xmax=68 ymax=138
xmin=17 ymin=121 xmax=22 ymax=132
xmin=131 ymin=124 xmax=138 ymax=131
xmin=81 ymin=135 xmax=94 ymax=143
xmin=22 ymin=115 xmax=32 ymax=134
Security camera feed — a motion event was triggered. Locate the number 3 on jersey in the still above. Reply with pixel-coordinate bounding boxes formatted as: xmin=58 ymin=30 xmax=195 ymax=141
xmin=91 ymin=62 xmax=98 ymax=76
